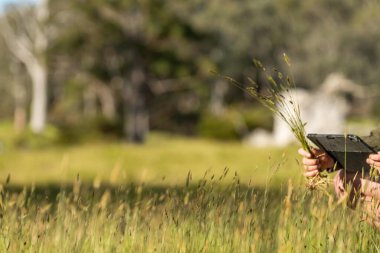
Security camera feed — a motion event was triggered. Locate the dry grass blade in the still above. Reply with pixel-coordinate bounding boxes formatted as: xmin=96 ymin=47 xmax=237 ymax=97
xmin=221 ymin=54 xmax=328 ymax=191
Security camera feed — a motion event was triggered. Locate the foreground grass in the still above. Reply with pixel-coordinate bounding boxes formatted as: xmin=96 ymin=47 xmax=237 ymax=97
xmin=0 ymin=175 xmax=378 ymax=252
xmin=2 ymin=123 xmax=379 ymax=252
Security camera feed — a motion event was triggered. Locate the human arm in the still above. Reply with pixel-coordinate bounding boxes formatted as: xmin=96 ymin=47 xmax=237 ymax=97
xmin=298 ymin=148 xmax=380 ymax=198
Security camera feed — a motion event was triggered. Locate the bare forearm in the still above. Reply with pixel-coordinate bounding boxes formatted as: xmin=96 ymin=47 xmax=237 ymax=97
xmin=333 ymin=170 xmax=362 ymax=207
xmin=334 ymin=169 xmax=380 ymax=204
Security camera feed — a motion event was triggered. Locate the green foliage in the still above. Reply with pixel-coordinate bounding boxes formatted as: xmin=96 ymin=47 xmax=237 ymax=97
xmin=50 ymin=79 xmax=85 ymax=121
xmin=0 ymin=118 xmax=122 ymax=150
xmin=372 ymin=100 xmax=380 ymax=119
xmin=2 ymin=0 xmax=380 ymax=138
xmin=55 ymin=117 xmax=123 ymax=144
xmin=198 ymin=106 xmax=273 ymax=141
xmin=197 ymin=110 xmax=242 ymax=140
xmin=13 ymin=125 xmax=61 ymax=149
xmin=242 ymin=105 xmax=273 ymax=131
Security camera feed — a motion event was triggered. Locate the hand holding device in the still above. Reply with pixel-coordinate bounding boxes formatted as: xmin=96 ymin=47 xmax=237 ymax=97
xmin=307 ymin=134 xmax=376 ymax=172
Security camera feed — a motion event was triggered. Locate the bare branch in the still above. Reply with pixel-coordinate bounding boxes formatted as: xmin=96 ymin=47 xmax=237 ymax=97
xmin=97 ymin=4 xmax=144 ymax=37
xmin=0 ymin=16 xmax=35 ymax=67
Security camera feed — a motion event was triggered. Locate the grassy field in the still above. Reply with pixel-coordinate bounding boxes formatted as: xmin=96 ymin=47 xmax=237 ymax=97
xmin=0 ymin=122 xmax=379 ymax=252
xmin=0 ymin=123 xmax=301 ymax=188
xmin=0 ymin=173 xmax=379 ymax=252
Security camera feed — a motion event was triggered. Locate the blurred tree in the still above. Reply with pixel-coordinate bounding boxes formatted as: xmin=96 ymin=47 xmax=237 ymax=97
xmin=49 ymin=0 xmax=147 ymax=142
xmin=0 ymin=38 xmax=18 ymax=121
xmin=50 ymin=0 xmax=216 ymax=142
xmin=278 ymin=0 xmax=380 ymax=88
xmin=1 ymin=0 xmax=379 ymax=141
xmin=0 ymin=0 xmax=49 ymax=134
xmin=10 ymin=61 xmax=28 ymax=132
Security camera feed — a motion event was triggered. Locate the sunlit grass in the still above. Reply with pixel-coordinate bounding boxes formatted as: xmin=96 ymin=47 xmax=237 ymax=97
xmin=0 ymin=172 xmax=377 ymax=252
xmin=0 ymin=122 xmax=300 ymax=187
xmin=0 ymin=122 xmax=379 ymax=252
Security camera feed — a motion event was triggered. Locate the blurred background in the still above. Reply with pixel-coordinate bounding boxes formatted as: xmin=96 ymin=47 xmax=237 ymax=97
xmin=0 ymin=0 xmax=379 ymax=187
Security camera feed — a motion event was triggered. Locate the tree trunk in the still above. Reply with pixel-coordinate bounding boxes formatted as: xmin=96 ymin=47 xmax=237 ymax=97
xmin=29 ymin=62 xmax=47 ymax=134
xmin=209 ymin=80 xmax=228 ymax=116
xmin=123 ymin=67 xmax=149 ymax=143
xmin=95 ymin=84 xmax=116 ymax=120
xmin=0 ymin=0 xmax=49 ymax=134
xmin=83 ymin=86 xmax=97 ymax=118
xmin=13 ymin=82 xmax=27 ymax=133
xmin=10 ymin=62 xmax=27 ymax=132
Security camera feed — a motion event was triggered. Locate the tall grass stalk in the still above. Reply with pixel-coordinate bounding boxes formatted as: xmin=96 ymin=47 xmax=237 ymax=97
xmin=220 ymin=53 xmax=328 ymax=191
xmin=0 ymin=171 xmax=377 ymax=252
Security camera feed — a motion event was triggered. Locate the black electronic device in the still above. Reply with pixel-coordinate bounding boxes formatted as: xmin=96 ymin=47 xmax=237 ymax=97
xmin=307 ymin=134 xmax=376 ymax=172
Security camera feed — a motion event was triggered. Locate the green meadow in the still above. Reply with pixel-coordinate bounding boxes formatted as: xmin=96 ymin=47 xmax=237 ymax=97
xmin=0 ymin=123 xmax=300 ymax=187
xmin=0 ymin=123 xmax=379 ymax=252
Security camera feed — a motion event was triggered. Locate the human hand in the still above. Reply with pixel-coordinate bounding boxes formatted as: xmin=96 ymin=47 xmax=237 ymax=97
xmin=298 ymin=148 xmax=335 ymax=177
xmin=367 ymin=152 xmax=380 ymax=172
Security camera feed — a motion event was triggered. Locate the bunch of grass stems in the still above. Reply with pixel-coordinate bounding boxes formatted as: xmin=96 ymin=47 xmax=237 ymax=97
xmin=222 ymin=54 xmax=328 ymax=192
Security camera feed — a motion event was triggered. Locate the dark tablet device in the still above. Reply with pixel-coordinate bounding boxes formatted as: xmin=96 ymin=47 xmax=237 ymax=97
xmin=307 ymin=134 xmax=376 ymax=172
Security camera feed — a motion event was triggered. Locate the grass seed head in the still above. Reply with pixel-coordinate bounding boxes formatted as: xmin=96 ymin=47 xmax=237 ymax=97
xmin=224 ymin=55 xmax=327 ymax=192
